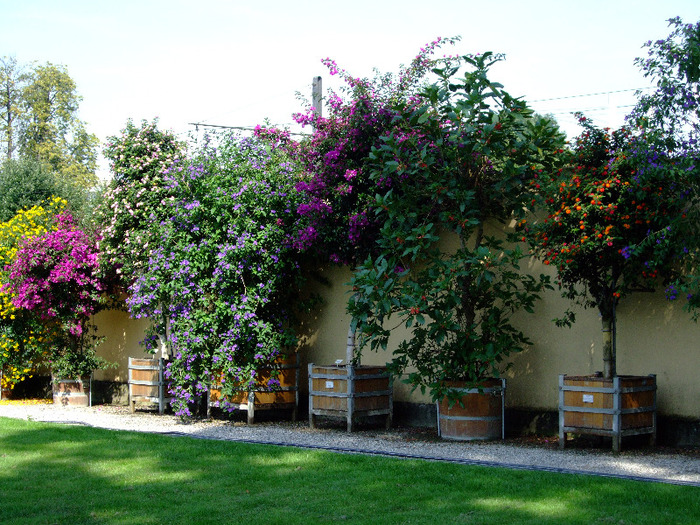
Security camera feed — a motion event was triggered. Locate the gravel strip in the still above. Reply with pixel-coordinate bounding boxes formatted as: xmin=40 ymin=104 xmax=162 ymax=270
xmin=2 ymin=403 xmax=700 ymax=486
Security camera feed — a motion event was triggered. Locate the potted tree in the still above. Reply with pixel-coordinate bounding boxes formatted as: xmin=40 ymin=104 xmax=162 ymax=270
xmin=519 ymin=18 xmax=700 ymax=452
xmin=3 ymin=208 xmax=116 ymax=406
xmin=266 ymin=39 xmax=462 ymax=431
xmin=47 ymin=324 xmax=112 ymax=406
xmin=348 ymin=52 xmax=563 ymax=440
xmin=520 ymin=116 xmax=698 ymax=451
xmin=520 ymin=117 xmax=697 ymax=451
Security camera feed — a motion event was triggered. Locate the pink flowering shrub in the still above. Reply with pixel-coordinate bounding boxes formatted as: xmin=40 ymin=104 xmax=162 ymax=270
xmin=256 ymin=37 xmax=461 ymax=265
xmin=3 ymin=211 xmax=114 ymax=378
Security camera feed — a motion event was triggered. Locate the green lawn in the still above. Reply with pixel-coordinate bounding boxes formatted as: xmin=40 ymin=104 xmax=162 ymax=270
xmin=1 ymin=417 xmax=697 ymax=524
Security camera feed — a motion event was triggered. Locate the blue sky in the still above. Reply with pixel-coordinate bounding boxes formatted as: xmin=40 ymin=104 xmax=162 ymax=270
xmin=1 ymin=0 xmax=698 ymax=177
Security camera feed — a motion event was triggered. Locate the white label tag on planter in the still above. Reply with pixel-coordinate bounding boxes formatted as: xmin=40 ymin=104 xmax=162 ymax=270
xmin=325 ymin=381 xmax=334 ymax=389
xmin=582 ymin=394 xmax=594 ymax=403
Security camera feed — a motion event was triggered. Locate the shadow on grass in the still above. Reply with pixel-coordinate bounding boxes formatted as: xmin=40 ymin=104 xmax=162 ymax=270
xmin=0 ymin=417 xmax=698 ymax=525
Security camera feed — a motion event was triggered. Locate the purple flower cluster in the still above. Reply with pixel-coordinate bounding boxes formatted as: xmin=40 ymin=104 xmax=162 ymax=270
xmin=125 ymin=132 xmax=306 ymax=416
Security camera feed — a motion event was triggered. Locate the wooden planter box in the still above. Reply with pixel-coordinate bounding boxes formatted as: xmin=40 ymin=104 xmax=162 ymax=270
xmin=308 ymin=363 xmax=393 ymax=432
xmin=559 ymin=374 xmax=657 ymax=452
xmin=209 ymin=354 xmax=299 ymax=424
xmin=437 ymin=378 xmax=505 ymax=441
xmin=128 ymin=357 xmax=171 ymax=414
xmin=53 ymin=376 xmax=91 ymax=407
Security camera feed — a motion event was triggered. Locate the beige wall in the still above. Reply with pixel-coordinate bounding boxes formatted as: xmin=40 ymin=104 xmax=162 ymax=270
xmin=96 ymin=261 xmax=700 ymax=419
xmin=93 ymin=309 xmax=151 ymax=383
xmin=295 ymin=260 xmax=700 ymax=419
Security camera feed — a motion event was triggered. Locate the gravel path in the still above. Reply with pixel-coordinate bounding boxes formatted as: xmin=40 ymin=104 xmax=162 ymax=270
xmin=2 ymin=403 xmax=700 ymax=487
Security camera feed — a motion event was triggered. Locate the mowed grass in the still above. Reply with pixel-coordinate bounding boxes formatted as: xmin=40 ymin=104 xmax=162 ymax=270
xmin=1 ymin=417 xmax=698 ymax=525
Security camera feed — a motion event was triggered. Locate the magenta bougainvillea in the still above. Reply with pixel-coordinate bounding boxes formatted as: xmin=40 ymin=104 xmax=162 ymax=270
xmin=256 ymin=37 xmax=461 ymax=265
xmin=3 ymin=211 xmax=114 ymax=378
xmin=6 ymin=212 xmax=103 ymax=333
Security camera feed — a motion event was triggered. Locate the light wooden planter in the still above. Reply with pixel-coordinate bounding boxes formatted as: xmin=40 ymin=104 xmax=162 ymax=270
xmin=209 ymin=354 xmax=299 ymax=424
xmin=559 ymin=374 xmax=657 ymax=452
xmin=52 ymin=376 xmax=91 ymax=407
xmin=128 ymin=357 xmax=170 ymax=414
xmin=437 ymin=378 xmax=505 ymax=441
xmin=308 ymin=363 xmax=393 ymax=432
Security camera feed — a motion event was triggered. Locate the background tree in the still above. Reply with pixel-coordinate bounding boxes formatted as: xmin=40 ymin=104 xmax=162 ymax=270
xmin=0 ymin=157 xmax=93 ymax=223
xmin=0 ymin=56 xmax=29 ymax=160
xmin=0 ymin=57 xmax=99 ymax=187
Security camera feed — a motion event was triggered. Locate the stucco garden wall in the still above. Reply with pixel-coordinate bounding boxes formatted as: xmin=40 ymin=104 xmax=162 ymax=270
xmin=93 ymin=309 xmax=151 ymax=383
xmin=297 ymin=262 xmax=700 ymax=421
xmin=92 ymin=259 xmax=700 ymax=421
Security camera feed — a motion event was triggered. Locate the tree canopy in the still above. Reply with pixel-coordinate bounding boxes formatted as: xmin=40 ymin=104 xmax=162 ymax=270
xmin=0 ymin=57 xmax=98 ymax=187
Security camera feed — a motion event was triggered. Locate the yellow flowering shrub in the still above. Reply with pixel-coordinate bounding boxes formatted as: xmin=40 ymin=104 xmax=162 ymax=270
xmin=0 ymin=197 xmax=66 ymax=390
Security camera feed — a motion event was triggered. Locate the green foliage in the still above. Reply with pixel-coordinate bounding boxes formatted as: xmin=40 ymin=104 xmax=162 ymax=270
xmin=349 ymin=53 xmax=564 ymax=401
xmin=126 ymin=132 xmax=307 ymax=417
xmin=47 ymin=326 xmax=114 ymax=380
xmin=0 ymin=157 xmax=92 ymax=223
xmin=0 ymin=58 xmax=99 ymax=187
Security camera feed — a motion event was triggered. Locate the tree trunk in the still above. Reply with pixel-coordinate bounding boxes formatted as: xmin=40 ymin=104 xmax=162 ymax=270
xmin=346 ymin=322 xmax=357 ymax=365
xmin=601 ymin=314 xmax=616 ymax=379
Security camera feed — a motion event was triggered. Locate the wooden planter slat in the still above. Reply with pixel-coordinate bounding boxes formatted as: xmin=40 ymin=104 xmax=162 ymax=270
xmin=308 ymin=363 xmax=393 ymax=432
xmin=558 ymin=374 xmax=657 ymax=452
xmin=128 ymin=357 xmax=170 ymax=414
xmin=208 ymin=354 xmax=299 ymax=424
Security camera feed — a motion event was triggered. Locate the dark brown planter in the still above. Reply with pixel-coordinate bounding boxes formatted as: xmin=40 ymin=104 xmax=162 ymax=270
xmin=308 ymin=363 xmax=393 ymax=432
xmin=209 ymin=353 xmax=299 ymax=423
xmin=52 ymin=376 xmax=91 ymax=407
xmin=558 ymin=374 xmax=657 ymax=452
xmin=437 ymin=378 xmax=505 ymax=441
